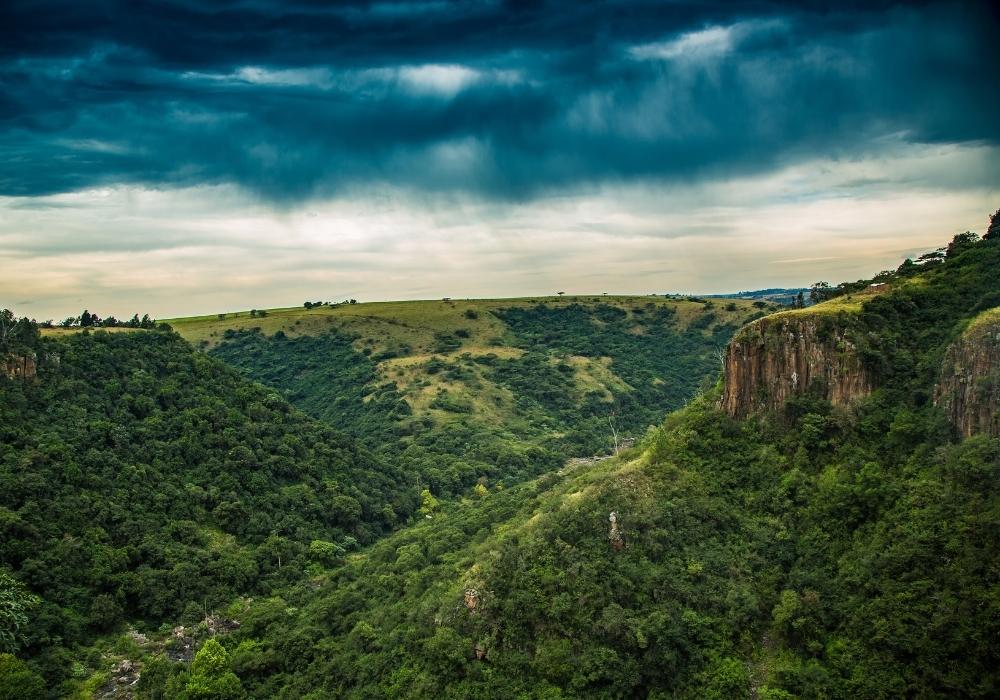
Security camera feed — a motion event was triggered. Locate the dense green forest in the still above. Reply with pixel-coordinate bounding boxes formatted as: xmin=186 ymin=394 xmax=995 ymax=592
xmin=0 ymin=330 xmax=421 ymax=694
xmin=0 ymin=297 xmax=755 ymax=696
xmin=1 ymin=226 xmax=997 ymax=698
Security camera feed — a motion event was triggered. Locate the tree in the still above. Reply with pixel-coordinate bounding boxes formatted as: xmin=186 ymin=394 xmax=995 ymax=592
xmin=946 ymin=231 xmax=979 ymax=257
xmin=309 ymin=539 xmax=345 ymax=566
xmin=809 ymin=282 xmax=833 ymax=304
xmin=986 ymin=208 xmax=1000 ymax=241
xmin=418 ymin=488 xmax=439 ymax=516
xmin=0 ymin=571 xmax=40 ymax=653
xmin=0 ymin=310 xmax=13 ymax=351
xmin=89 ymin=593 xmax=123 ymax=630
xmin=186 ymin=639 xmax=245 ymax=700
xmin=795 ymin=291 xmax=805 ymax=309
xmin=0 ymin=654 xmax=45 ymax=700
xmin=80 ymin=309 xmax=93 ymax=327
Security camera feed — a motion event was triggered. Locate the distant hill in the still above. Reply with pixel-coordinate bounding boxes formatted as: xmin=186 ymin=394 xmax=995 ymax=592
xmin=701 ymin=287 xmax=809 ymax=305
xmin=168 ymin=295 xmax=765 ymax=495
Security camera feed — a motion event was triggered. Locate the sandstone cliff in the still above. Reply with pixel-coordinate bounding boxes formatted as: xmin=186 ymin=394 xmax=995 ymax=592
xmin=934 ymin=308 xmax=1000 ymax=438
xmin=720 ymin=311 xmax=873 ymax=418
xmin=2 ymin=352 xmax=37 ymax=380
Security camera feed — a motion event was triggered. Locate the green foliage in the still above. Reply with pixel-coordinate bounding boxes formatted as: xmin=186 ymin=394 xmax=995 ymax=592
xmin=493 ymin=302 xmax=734 ymax=434
xmin=0 ymin=570 xmax=39 ymax=653
xmin=0 ymin=309 xmax=40 ymax=355
xmin=186 ymin=639 xmax=245 ymax=699
xmin=417 ymin=489 xmax=439 ymax=516
xmin=197 ymin=232 xmax=998 ymax=698
xmin=0 ymin=653 xmax=45 ymax=700
xmin=0 ymin=329 xmax=417 ymax=686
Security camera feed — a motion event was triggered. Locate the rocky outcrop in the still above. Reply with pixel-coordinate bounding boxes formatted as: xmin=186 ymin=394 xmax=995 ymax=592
xmin=2 ymin=352 xmax=36 ymax=380
xmin=608 ymin=511 xmax=624 ymax=551
xmin=721 ymin=313 xmax=873 ymax=418
xmin=935 ymin=309 xmax=1000 ymax=438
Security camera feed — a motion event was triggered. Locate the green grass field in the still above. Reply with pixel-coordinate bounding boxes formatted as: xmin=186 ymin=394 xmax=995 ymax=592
xmin=40 ymin=326 xmax=146 ymax=337
xmin=164 ymin=295 xmax=760 ymax=350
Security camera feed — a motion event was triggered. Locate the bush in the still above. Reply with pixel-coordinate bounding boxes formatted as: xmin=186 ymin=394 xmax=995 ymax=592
xmin=0 ymin=654 xmax=45 ymax=700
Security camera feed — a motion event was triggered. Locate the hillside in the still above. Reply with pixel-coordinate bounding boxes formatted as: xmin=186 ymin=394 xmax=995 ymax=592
xmin=0 ymin=296 xmax=766 ymax=695
xmin=2 ymin=229 xmax=997 ymax=698
xmin=116 ymin=229 xmax=997 ymax=698
xmin=169 ymin=296 xmax=766 ymax=495
xmin=0 ymin=328 xmax=421 ymax=695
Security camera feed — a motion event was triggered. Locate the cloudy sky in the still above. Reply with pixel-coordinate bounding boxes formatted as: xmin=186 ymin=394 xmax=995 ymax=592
xmin=1 ymin=0 xmax=998 ymax=320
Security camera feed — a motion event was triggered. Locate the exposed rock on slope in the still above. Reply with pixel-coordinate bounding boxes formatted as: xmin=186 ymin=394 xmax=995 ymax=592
xmin=721 ymin=311 xmax=873 ymax=418
xmin=2 ymin=352 xmax=36 ymax=380
xmin=935 ymin=308 xmax=1000 ymax=438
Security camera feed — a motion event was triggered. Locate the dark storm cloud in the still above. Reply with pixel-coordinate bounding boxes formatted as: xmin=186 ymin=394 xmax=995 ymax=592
xmin=1 ymin=0 xmax=997 ymax=202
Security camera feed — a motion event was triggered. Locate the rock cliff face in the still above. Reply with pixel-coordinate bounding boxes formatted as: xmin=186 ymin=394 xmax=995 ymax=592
xmin=720 ymin=313 xmax=873 ymax=418
xmin=934 ymin=309 xmax=1000 ymax=438
xmin=3 ymin=352 xmax=37 ymax=380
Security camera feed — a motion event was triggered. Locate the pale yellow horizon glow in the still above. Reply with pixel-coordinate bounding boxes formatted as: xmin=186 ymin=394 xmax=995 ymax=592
xmin=2 ymin=143 xmax=997 ymax=322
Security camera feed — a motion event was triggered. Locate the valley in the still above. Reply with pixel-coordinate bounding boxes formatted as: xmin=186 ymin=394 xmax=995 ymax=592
xmin=1 ymin=231 xmax=998 ymax=698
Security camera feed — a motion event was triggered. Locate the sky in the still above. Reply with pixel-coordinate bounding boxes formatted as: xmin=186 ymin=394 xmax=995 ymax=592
xmin=1 ymin=0 xmax=998 ymax=320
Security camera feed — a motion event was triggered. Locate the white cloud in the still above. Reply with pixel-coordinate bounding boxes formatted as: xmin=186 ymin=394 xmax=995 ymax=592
xmin=396 ymin=64 xmax=481 ymax=96
xmin=233 ymin=66 xmax=335 ymax=88
xmin=630 ymin=26 xmax=734 ymax=62
xmin=629 ymin=19 xmax=788 ymax=63
xmin=182 ymin=62 xmax=520 ymax=99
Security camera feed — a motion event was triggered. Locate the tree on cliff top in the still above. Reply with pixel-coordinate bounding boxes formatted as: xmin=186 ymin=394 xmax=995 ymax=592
xmin=0 ymin=311 xmax=39 ymax=355
xmin=986 ymin=208 xmax=1000 ymax=241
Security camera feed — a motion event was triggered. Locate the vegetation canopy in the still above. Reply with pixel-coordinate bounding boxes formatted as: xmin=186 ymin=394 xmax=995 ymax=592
xmin=0 ymin=226 xmax=997 ymax=698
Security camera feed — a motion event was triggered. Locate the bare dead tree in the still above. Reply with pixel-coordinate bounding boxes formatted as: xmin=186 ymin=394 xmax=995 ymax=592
xmin=608 ymin=411 xmax=621 ymax=454
xmin=713 ymin=346 xmax=726 ymax=368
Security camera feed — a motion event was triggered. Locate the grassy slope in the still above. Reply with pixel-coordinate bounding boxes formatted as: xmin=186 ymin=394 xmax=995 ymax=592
xmin=967 ymin=304 xmax=1000 ymax=331
xmin=166 ymin=295 xmax=761 ymax=436
xmin=164 ymin=295 xmax=755 ymax=348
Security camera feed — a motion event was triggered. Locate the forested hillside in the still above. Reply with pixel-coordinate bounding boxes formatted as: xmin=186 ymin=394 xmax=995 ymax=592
xmin=0 ymin=329 xmax=419 ymax=694
xmin=2 ymin=228 xmax=997 ymax=698
xmin=0 ymin=296 xmax=763 ymax=696
xmin=120 ymin=229 xmax=997 ymax=698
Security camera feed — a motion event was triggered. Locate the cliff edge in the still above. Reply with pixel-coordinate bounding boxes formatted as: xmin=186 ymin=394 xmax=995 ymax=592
xmin=720 ymin=305 xmax=874 ymax=418
xmin=934 ymin=307 xmax=1000 ymax=438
